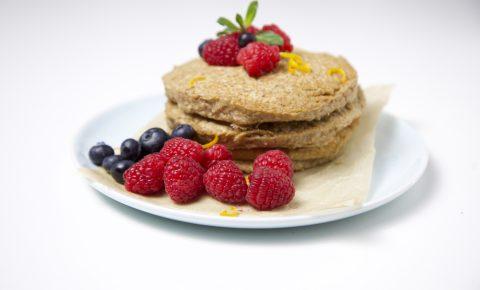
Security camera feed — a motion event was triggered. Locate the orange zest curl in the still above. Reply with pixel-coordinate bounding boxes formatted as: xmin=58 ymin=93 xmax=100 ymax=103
xmin=202 ymin=134 xmax=219 ymax=149
xmin=245 ymin=175 xmax=250 ymax=186
xmin=280 ymin=52 xmax=311 ymax=74
xmin=219 ymin=206 xmax=240 ymax=217
xmin=188 ymin=75 xmax=206 ymax=88
xmin=327 ymin=68 xmax=347 ymax=83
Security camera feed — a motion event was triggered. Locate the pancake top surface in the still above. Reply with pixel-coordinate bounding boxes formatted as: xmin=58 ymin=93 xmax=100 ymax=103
xmin=163 ymin=50 xmax=358 ymax=125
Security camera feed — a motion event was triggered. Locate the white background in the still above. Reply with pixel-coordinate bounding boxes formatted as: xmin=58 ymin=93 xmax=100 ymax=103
xmin=1 ymin=0 xmax=479 ymax=289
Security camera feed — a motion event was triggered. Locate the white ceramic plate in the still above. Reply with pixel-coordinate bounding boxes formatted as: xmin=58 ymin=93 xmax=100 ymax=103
xmin=74 ymin=96 xmax=428 ymax=229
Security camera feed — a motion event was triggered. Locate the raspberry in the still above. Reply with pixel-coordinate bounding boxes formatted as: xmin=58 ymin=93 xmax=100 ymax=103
xmin=202 ymin=33 xmax=240 ymax=66
xmin=253 ymin=150 xmax=293 ymax=178
xmin=159 ymin=137 xmax=203 ymax=164
xmin=203 ymin=160 xmax=247 ymax=204
xmin=246 ymin=25 xmax=259 ymax=34
xmin=163 ymin=156 xmax=205 ymax=204
xmin=261 ymin=24 xmax=293 ymax=52
xmin=124 ymin=153 xmax=165 ymax=195
xmin=237 ymin=42 xmax=280 ymax=77
xmin=246 ymin=167 xmax=295 ymax=210
xmin=202 ymin=144 xmax=233 ymax=168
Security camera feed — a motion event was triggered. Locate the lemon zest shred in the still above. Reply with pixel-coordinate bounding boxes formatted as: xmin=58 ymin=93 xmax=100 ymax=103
xmin=327 ymin=68 xmax=347 ymax=83
xmin=288 ymin=59 xmax=297 ymax=74
xmin=188 ymin=75 xmax=206 ymax=88
xmin=280 ymin=52 xmax=301 ymax=62
xmin=245 ymin=175 xmax=250 ymax=186
xmin=202 ymin=134 xmax=219 ymax=149
xmin=280 ymin=52 xmax=311 ymax=75
xmin=219 ymin=206 xmax=240 ymax=217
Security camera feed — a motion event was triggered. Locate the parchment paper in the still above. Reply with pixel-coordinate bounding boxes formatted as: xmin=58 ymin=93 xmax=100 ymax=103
xmin=80 ymin=85 xmax=391 ymax=217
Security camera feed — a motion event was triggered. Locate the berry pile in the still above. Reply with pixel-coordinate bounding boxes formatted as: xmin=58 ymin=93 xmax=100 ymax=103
xmin=198 ymin=1 xmax=293 ymax=77
xmin=89 ymin=128 xmax=296 ymax=210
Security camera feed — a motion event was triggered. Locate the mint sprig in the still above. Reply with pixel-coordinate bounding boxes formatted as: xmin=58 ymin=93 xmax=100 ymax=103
xmin=256 ymin=31 xmax=284 ymax=46
xmin=216 ymin=1 xmax=258 ymax=36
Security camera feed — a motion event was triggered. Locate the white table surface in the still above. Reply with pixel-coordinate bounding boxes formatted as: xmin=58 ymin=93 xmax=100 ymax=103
xmin=1 ymin=0 xmax=479 ymax=289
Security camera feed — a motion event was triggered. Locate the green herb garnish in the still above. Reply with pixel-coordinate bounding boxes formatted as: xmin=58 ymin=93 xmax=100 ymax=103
xmin=256 ymin=31 xmax=284 ymax=46
xmin=217 ymin=1 xmax=259 ymax=35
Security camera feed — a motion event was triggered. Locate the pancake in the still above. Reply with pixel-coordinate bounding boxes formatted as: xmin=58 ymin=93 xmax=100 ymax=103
xmin=163 ymin=50 xmax=358 ymax=126
xmin=231 ymin=119 xmax=357 ymax=161
xmin=234 ymin=121 xmax=358 ymax=173
xmin=166 ymin=89 xmax=365 ymax=149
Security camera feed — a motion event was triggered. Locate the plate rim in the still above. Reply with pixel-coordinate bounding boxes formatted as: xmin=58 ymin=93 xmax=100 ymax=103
xmin=74 ymin=96 xmax=429 ymax=229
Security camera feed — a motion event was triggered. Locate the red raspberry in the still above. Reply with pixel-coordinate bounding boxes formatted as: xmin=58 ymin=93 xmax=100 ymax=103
xmin=202 ymin=144 xmax=233 ymax=168
xmin=237 ymin=42 xmax=280 ymax=77
xmin=261 ymin=24 xmax=293 ymax=52
xmin=203 ymin=160 xmax=247 ymax=204
xmin=163 ymin=156 xmax=205 ymax=204
xmin=246 ymin=167 xmax=295 ymax=210
xmin=159 ymin=137 xmax=203 ymax=164
xmin=202 ymin=33 xmax=240 ymax=66
xmin=124 ymin=153 xmax=165 ymax=195
xmin=246 ymin=25 xmax=259 ymax=34
xmin=253 ymin=150 xmax=293 ymax=178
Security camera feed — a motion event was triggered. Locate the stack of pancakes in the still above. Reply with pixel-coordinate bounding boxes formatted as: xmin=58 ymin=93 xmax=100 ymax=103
xmin=163 ymin=50 xmax=365 ymax=172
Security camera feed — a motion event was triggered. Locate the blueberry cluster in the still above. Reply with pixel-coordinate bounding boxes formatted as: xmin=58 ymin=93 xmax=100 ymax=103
xmin=88 ymin=124 xmax=196 ymax=184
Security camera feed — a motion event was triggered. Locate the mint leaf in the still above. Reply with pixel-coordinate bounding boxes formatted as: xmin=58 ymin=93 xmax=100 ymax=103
xmin=245 ymin=1 xmax=258 ymax=27
xmin=256 ymin=31 xmax=284 ymax=46
xmin=217 ymin=29 xmax=229 ymax=36
xmin=217 ymin=17 xmax=238 ymax=31
xmin=235 ymin=14 xmax=245 ymax=31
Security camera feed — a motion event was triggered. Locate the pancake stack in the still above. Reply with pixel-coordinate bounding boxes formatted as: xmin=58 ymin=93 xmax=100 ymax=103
xmin=162 ymin=50 xmax=365 ymax=172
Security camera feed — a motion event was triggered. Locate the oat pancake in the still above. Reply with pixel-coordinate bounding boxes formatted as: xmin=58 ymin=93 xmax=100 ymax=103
xmin=165 ymin=89 xmax=364 ymax=149
xmin=234 ymin=119 xmax=357 ymax=173
xmin=163 ymin=50 xmax=358 ymax=125
xmin=231 ymin=119 xmax=357 ymax=162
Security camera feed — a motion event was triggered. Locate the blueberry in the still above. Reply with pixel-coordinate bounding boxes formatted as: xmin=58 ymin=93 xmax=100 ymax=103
xmin=171 ymin=124 xmax=196 ymax=139
xmin=238 ymin=33 xmax=256 ymax=48
xmin=102 ymin=155 xmax=124 ymax=172
xmin=139 ymin=128 xmax=169 ymax=156
xmin=109 ymin=160 xmax=134 ymax=184
xmin=88 ymin=142 xmax=114 ymax=166
xmin=120 ymin=138 xmax=141 ymax=161
xmin=198 ymin=39 xmax=212 ymax=57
